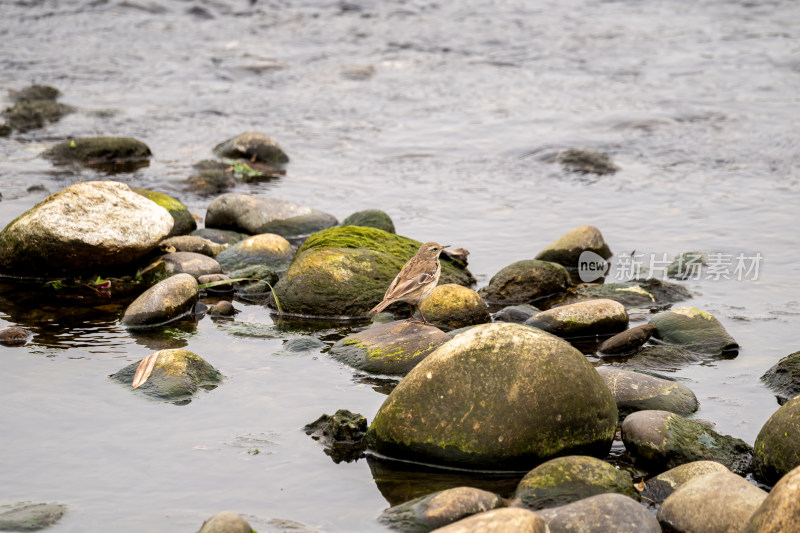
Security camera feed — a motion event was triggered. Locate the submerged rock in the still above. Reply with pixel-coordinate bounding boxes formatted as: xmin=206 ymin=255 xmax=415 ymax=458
xmin=275 ymin=336 xmax=326 ymax=355
xmin=368 ymin=323 xmax=618 ymax=470
xmin=657 ymin=471 xmax=766 ymax=533
xmin=553 ymin=148 xmax=619 ymax=175
xmin=430 ymin=508 xmax=546 ymax=533
xmin=514 ymin=455 xmax=637 ymax=511
xmin=132 ymin=188 xmax=196 ymax=237
xmin=597 ymin=324 xmax=657 ymax=356
xmin=3 ymin=84 xmax=74 ymax=132
xmin=564 ymin=278 xmax=691 ymax=308
xmin=753 ymin=395 xmax=800 ymax=485
xmin=304 ymin=409 xmax=368 ymax=463
xmin=213 ymin=131 xmax=290 ymax=165
xmin=650 ymin=306 xmax=739 ymax=355
xmin=159 ymin=235 xmax=227 ymax=257
xmin=342 ymin=209 xmax=396 ymax=233
xmin=121 ymin=273 xmax=199 ymax=328
xmin=477 ymin=259 xmax=571 ymax=306
xmin=667 ymin=251 xmax=708 ymax=279
xmin=616 ymin=344 xmax=704 ymax=373
xmin=597 ymin=367 xmax=699 ymax=420
xmin=380 ymin=487 xmax=504 ymax=533
xmin=536 ymin=493 xmax=659 ymax=533
xmin=110 ymin=349 xmax=222 ymax=402
xmin=621 ymin=410 xmax=752 ymax=474
xmin=493 ymin=304 xmax=540 ymax=323
xmin=215 ymin=233 xmax=294 ymax=272
xmin=197 ymin=511 xmax=253 ymax=533
xmin=226 ymin=264 xmax=281 ymax=301
xmin=0 ymin=181 xmax=173 ymax=277
xmin=205 ymin=193 xmax=337 ymax=239
xmin=207 ymin=300 xmax=236 ymax=317
xmin=42 ymin=137 xmax=152 ymax=171
xmin=642 ymin=460 xmax=730 ymax=505
xmin=0 ymin=326 xmax=30 ymax=346
xmin=534 ymin=225 xmax=612 ymax=270
xmin=760 ymin=350 xmax=800 ymax=405
xmin=524 ymin=299 xmax=628 ymax=338
xmin=271 ymin=226 xmax=474 ymax=317
xmin=417 ymin=284 xmax=490 ymax=329
xmin=0 ymin=502 xmax=67 ymax=531
xmin=746 ymin=463 xmax=800 ymax=533
xmin=330 ymin=320 xmax=450 ymax=376
xmin=161 ymin=252 xmax=223 ymax=278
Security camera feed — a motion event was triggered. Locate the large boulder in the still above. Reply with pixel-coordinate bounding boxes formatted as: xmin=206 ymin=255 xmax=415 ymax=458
xmin=417 ymin=284 xmax=490 ymax=329
xmin=534 ymin=225 xmax=612 ymax=269
xmin=760 ymin=350 xmax=800 ymax=405
xmin=597 ymin=367 xmax=699 ymax=420
xmin=536 ymin=493 xmax=659 ymax=533
xmin=132 ymin=188 xmax=196 ymax=237
xmin=513 ymin=455 xmax=637 ymax=510
xmin=205 ymin=193 xmax=336 ymax=239
xmin=120 ymin=273 xmax=198 ymax=328
xmin=477 ymin=259 xmax=571 ymax=306
xmin=379 ymin=487 xmax=504 ymax=532
xmin=657 ymin=471 xmax=767 ymax=533
xmin=0 ymin=181 xmax=173 ymax=277
xmin=271 ymin=226 xmax=474 ymax=317
xmin=329 ymin=321 xmax=450 ymax=376
xmin=650 ymin=307 xmax=739 ymax=355
xmin=367 ymin=323 xmax=618 ymax=470
xmin=524 ymin=299 xmax=628 ymax=338
xmin=753 ymin=395 xmax=800 ymax=485
xmin=746 ymin=463 xmax=800 ymax=533
xmin=621 ymin=410 xmax=752 ymax=474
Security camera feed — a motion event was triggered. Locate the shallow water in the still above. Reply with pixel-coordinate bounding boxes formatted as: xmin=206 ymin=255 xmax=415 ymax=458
xmin=2 ymin=0 xmax=800 ymax=530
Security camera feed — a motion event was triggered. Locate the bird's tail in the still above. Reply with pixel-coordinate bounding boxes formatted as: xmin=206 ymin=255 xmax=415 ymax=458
xmin=369 ymin=299 xmax=392 ymax=315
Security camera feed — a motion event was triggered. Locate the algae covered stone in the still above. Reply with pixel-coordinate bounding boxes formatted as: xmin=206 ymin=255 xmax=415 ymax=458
xmin=477 ymin=259 xmax=571 ymax=306
xmin=621 ymin=410 xmax=752 ymax=474
xmin=0 ymin=502 xmax=67 ymax=531
xmin=760 ymin=350 xmax=800 ymax=405
xmin=564 ymin=278 xmax=691 ymax=308
xmin=534 ymin=225 xmax=612 ymax=269
xmin=514 ymin=455 xmax=637 ymax=511
xmin=215 ymin=233 xmax=294 ymax=272
xmin=121 ymin=273 xmax=199 ymax=328
xmin=368 ymin=323 xmax=618 ymax=470
xmin=650 ymin=306 xmax=739 ymax=355
xmin=132 ymin=188 xmax=196 ymax=237
xmin=0 ymin=181 xmax=173 ymax=277
xmin=753 ymin=395 xmax=800 ymax=485
xmin=43 ymin=137 xmax=152 ymax=170
xmin=418 ymin=284 xmax=490 ymax=329
xmin=597 ymin=367 xmax=699 ymax=419
xmin=342 ymin=209 xmax=396 ymax=233
xmin=524 ymin=299 xmax=628 ymax=338
xmin=197 ymin=510 xmax=253 ymax=533
xmin=271 ymin=226 xmax=474 ymax=317
xmin=110 ymin=349 xmax=222 ymax=402
xmin=329 ymin=320 xmax=450 ymax=376
xmin=213 ymin=131 xmax=289 ymax=165
xmin=379 ymin=487 xmax=504 ymax=532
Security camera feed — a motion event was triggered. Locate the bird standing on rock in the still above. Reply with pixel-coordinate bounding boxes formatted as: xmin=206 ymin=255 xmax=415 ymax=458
xmin=369 ymin=241 xmax=449 ymax=323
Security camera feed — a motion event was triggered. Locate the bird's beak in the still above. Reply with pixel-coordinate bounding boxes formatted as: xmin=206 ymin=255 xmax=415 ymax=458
xmin=442 ymin=245 xmax=450 ymax=249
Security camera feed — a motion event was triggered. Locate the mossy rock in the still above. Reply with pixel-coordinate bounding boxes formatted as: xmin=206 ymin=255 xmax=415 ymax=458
xmin=342 ymin=209 xmax=396 ymax=234
xmin=650 ymin=306 xmax=739 ymax=355
xmin=121 ymin=273 xmax=199 ymax=328
xmin=215 ymin=233 xmax=294 ymax=272
xmin=0 ymin=503 xmax=67 ymax=531
xmin=10 ymin=85 xmax=61 ymax=102
xmin=597 ymin=367 xmax=699 ymax=420
xmin=133 ymin=188 xmax=196 ymax=237
xmin=642 ymin=460 xmax=730 ymax=505
xmin=42 ymin=137 xmax=152 ymax=171
xmin=514 ymin=455 xmax=638 ymax=511
xmin=379 ymin=487 xmax=504 ymax=532
xmin=760 ymin=350 xmax=800 ymax=405
xmin=524 ymin=299 xmax=628 ymax=338
xmin=615 ymin=344 xmax=704 ymax=373
xmin=621 ymin=410 xmax=752 ymax=474
xmin=746 ymin=464 xmax=800 ymax=533
xmin=110 ymin=349 xmax=222 ymax=402
xmin=564 ymin=278 xmax=691 ymax=308
xmin=477 ymin=259 xmax=571 ymax=306
xmin=213 ymin=131 xmax=289 ymax=165
xmin=271 ymin=226 xmax=475 ymax=317
xmin=4 ymin=99 xmax=74 ymax=132
xmin=753 ymin=395 xmax=800 ymax=485
xmin=368 ymin=323 xmax=618 ymax=470
xmin=667 ymin=252 xmax=707 ymax=279
xmin=418 ymin=284 xmax=490 ymax=329
xmin=330 ymin=320 xmax=450 ymax=376
xmin=535 ymin=225 xmax=612 ymax=269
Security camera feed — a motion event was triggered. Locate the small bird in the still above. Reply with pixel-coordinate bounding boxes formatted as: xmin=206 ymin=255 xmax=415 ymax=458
xmin=369 ymin=241 xmax=449 ymax=323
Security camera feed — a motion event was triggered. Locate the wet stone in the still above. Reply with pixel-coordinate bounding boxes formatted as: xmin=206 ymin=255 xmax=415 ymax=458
xmin=330 ymin=320 xmax=450 ymax=376
xmin=493 ymin=304 xmax=540 ymax=323
xmin=534 ymin=225 xmax=612 ymax=270
xmin=207 ymin=300 xmax=236 ymax=317
xmin=553 ymin=148 xmax=619 ymax=175
xmin=132 ymin=188 xmax=196 ymax=237
xmin=304 ymin=409 xmax=368 ymax=463
xmin=417 ymin=284 xmax=490 ymax=330
xmin=657 ymin=471 xmax=767 ymax=533
xmin=213 ymin=131 xmax=290 ymax=165
xmin=197 ymin=511 xmax=253 ymax=533
xmin=379 ymin=486 xmax=504 ymax=533
xmin=477 ymin=259 xmax=571 ymax=306
xmin=563 ymin=278 xmax=691 ymax=308
xmin=753 ymin=394 xmax=800 ymax=485
xmin=215 ymin=233 xmax=294 ymax=272
xmin=42 ymin=137 xmax=152 ymax=171
xmin=275 ymin=336 xmax=326 ymax=355
xmin=524 ymin=298 xmax=628 ymax=339
xmin=513 ymin=455 xmax=638 ymax=511
xmin=621 ymin=410 xmax=752 ymax=474
xmin=536 ymin=493 xmax=659 ymax=533
xmin=667 ymin=251 xmax=708 ymax=279
xmin=597 ymin=367 xmax=699 ymax=420
xmin=121 ymin=273 xmax=199 ymax=328
xmin=760 ymin=350 xmax=800 ymax=405
xmin=597 ymin=324 xmax=657 ymax=356
xmin=227 ymin=264 xmax=281 ymax=301
xmin=161 ymin=252 xmax=223 ymax=279
xmin=0 ymin=326 xmax=30 ymax=346
xmin=616 ymin=344 xmax=704 ymax=373
xmin=642 ymin=460 xmax=730 ymax=505
xmin=0 ymin=502 xmax=67 ymax=531
xmin=650 ymin=306 xmax=739 ymax=356
xmin=342 ymin=209 xmax=396 ymax=233
xmin=430 ymin=508 xmax=546 ymax=533
xmin=191 ymin=228 xmax=248 ymax=246
xmin=159 ymin=235 xmax=227 ymax=257
xmin=746 ymin=463 xmax=800 ymax=533
xmin=186 ymin=167 xmax=237 ymax=195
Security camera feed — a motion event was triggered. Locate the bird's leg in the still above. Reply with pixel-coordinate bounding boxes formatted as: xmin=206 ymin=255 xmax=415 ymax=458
xmin=417 ymin=305 xmax=429 ymax=324
xmin=408 ymin=303 xmax=417 ymax=321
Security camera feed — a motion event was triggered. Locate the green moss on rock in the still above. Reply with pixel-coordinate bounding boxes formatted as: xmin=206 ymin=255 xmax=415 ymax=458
xmin=753 ymin=395 xmax=800 ymax=485
xmin=42 ymin=137 xmax=151 ymax=171
xmin=133 ymin=188 xmax=196 ymax=237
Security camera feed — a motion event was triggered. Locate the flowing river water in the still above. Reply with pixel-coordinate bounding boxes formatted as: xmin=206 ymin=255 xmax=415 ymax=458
xmin=1 ymin=0 xmax=800 ymax=531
